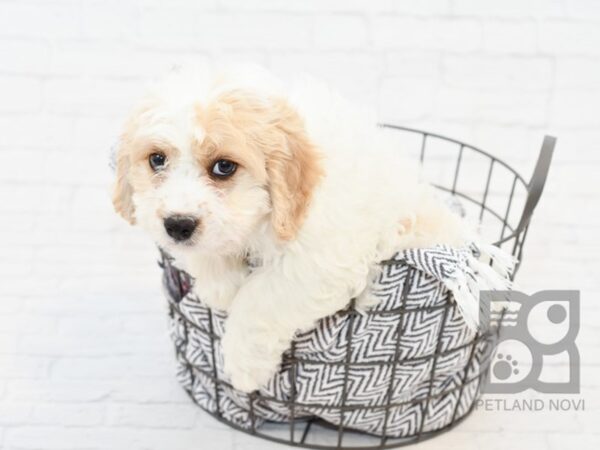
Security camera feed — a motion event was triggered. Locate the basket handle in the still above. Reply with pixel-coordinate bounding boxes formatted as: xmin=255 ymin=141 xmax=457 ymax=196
xmin=515 ymin=135 xmax=556 ymax=234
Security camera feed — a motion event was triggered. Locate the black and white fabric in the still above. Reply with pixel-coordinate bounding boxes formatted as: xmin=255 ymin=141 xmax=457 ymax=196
xmin=163 ymin=244 xmax=510 ymax=438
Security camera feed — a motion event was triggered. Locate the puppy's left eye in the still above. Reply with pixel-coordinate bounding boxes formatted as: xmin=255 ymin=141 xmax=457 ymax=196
xmin=212 ymin=159 xmax=237 ymax=178
xmin=149 ymin=152 xmax=167 ymax=171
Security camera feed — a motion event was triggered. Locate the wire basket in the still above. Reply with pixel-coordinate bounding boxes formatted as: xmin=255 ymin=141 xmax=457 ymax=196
xmin=160 ymin=126 xmax=554 ymax=449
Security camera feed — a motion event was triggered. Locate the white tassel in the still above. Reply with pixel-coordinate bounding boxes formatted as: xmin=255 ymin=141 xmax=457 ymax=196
xmin=446 ymin=243 xmax=516 ymax=331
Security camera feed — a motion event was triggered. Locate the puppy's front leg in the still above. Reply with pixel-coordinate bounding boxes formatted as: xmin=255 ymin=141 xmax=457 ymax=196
xmin=221 ymin=262 xmax=358 ymax=392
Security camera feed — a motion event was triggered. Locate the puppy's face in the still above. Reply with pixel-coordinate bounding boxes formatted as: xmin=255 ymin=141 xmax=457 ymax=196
xmin=112 ymin=85 xmax=322 ymax=256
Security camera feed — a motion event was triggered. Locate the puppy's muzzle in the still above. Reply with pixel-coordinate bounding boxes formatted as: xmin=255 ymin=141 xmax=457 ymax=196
xmin=164 ymin=216 xmax=199 ymax=242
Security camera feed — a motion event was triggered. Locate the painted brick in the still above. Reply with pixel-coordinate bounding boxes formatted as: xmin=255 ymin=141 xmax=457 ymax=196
xmin=0 ymin=76 xmax=43 ymax=113
xmin=314 ymin=15 xmax=368 ymax=49
xmin=0 ymin=1 xmax=81 ymax=39
xmin=372 ymin=17 xmax=483 ymax=52
xmin=30 ymin=403 xmax=106 ymax=427
xmin=452 ymin=0 xmax=564 ymax=18
xmin=442 ymin=55 xmax=553 ymax=90
xmin=482 ymin=19 xmax=538 ymax=54
xmin=139 ymin=11 xmax=313 ymax=50
xmin=539 ymin=20 xmax=600 ymax=55
xmin=0 ymin=40 xmax=52 ymax=74
xmin=107 ymin=403 xmax=198 ymax=428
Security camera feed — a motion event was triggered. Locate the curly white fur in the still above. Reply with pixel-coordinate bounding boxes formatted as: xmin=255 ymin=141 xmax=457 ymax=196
xmin=113 ymin=65 xmax=472 ymax=392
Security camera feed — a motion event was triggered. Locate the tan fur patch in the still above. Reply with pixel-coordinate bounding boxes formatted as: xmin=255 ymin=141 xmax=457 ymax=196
xmin=266 ymin=98 xmax=323 ymax=240
xmin=195 ymin=90 xmax=324 ymax=240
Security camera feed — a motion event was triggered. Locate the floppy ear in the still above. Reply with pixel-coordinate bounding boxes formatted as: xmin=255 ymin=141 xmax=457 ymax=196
xmin=266 ymin=100 xmax=323 ymax=241
xmin=111 ymin=142 xmax=136 ymax=225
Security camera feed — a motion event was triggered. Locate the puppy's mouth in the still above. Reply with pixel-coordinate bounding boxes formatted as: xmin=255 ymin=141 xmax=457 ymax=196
xmin=168 ymin=237 xmax=197 ymax=247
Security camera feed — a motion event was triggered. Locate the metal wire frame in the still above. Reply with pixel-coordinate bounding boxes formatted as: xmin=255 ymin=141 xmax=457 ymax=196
xmin=161 ymin=126 xmax=555 ymax=449
xmin=380 ymin=126 xmax=555 ymax=273
xmin=165 ymin=260 xmax=496 ymax=450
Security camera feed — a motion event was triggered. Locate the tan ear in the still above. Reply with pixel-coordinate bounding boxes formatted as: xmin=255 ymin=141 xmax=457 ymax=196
xmin=266 ymin=100 xmax=323 ymax=241
xmin=112 ymin=143 xmax=136 ymax=225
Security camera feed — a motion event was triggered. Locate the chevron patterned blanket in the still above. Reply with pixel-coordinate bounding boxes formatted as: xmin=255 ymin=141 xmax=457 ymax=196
xmin=164 ymin=244 xmax=511 ymax=438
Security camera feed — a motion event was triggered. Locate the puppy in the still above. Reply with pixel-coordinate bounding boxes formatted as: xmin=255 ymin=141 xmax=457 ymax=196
xmin=112 ymin=66 xmax=469 ymax=392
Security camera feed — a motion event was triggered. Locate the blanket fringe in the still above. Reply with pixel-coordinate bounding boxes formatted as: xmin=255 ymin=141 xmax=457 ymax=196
xmin=447 ymin=243 xmax=516 ymax=331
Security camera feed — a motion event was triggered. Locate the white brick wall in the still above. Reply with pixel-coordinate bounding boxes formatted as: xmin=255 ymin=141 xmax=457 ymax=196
xmin=0 ymin=1 xmax=598 ymax=449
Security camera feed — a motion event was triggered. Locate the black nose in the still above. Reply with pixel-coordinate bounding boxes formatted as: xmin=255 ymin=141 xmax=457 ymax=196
xmin=164 ymin=216 xmax=198 ymax=242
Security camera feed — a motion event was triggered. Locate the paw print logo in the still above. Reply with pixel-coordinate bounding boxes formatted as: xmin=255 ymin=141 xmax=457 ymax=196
xmin=493 ymin=353 xmax=519 ymax=380
xmin=480 ymin=290 xmax=580 ymax=394
xmin=487 ymin=340 xmax=531 ymax=386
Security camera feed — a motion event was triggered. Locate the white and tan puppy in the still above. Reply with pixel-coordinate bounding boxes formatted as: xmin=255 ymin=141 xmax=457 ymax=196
xmin=112 ymin=66 xmax=468 ymax=392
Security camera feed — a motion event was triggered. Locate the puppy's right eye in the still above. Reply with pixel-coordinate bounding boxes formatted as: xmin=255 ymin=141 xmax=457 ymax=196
xmin=211 ymin=159 xmax=237 ymax=178
xmin=149 ymin=153 xmax=167 ymax=171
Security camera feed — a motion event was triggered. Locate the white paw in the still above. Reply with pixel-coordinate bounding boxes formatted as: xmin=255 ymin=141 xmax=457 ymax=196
xmin=356 ymin=289 xmax=380 ymax=309
xmin=221 ymin=324 xmax=283 ymax=393
xmin=226 ymin=364 xmax=274 ymax=393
